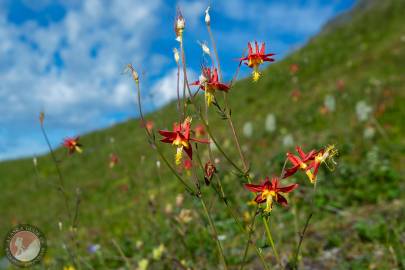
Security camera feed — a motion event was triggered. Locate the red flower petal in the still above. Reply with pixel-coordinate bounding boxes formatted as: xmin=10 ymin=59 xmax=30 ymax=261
xmin=244 ymin=183 xmax=264 ymax=193
xmin=278 ymin=183 xmax=298 ymax=193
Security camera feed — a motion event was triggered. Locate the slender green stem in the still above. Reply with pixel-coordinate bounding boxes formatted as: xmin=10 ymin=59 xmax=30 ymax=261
xmin=178 ymin=41 xmax=247 ymax=178
xmin=240 ymin=208 xmax=269 ymax=270
xmin=111 ymin=238 xmax=133 ymax=269
xmin=200 ymin=197 xmax=228 ymax=270
xmin=206 ymin=24 xmax=249 ymax=173
xmin=40 ymin=124 xmax=72 ymax=221
xmin=128 ymin=64 xmax=197 ymax=196
xmin=263 ymin=216 xmax=282 ymax=267
xmin=293 ymin=182 xmax=318 ymax=269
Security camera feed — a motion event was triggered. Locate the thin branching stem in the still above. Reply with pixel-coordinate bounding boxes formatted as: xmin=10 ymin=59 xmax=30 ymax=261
xmin=206 ymin=24 xmax=249 ymax=173
xmin=293 ymin=182 xmax=318 ymax=269
xmin=200 ymin=196 xmax=228 ymax=270
xmin=179 ymin=40 xmax=247 ymax=178
xmin=128 ymin=64 xmax=197 ymax=196
xmin=263 ymin=216 xmax=282 ymax=267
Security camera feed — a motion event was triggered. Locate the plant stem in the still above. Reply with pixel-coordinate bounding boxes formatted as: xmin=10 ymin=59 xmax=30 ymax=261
xmin=240 ymin=208 xmax=269 ymax=270
xmin=178 ymin=41 xmax=247 ymax=178
xmin=263 ymin=216 xmax=282 ymax=267
xmin=200 ymin=197 xmax=228 ymax=270
xmin=128 ymin=64 xmax=197 ymax=196
xmin=111 ymin=238 xmax=133 ymax=269
xmin=293 ymin=181 xmax=318 ymax=269
xmin=206 ymin=24 xmax=249 ymax=173
xmin=40 ymin=124 xmax=72 ymax=221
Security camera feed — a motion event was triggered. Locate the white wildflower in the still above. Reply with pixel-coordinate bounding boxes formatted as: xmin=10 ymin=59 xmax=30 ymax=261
xmin=265 ymin=113 xmax=276 ymax=133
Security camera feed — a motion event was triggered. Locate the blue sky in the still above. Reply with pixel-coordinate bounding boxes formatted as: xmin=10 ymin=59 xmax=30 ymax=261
xmin=0 ymin=0 xmax=356 ymax=160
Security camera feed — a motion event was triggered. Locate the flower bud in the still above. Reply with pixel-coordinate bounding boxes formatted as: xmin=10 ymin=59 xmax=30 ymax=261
xmin=205 ymin=6 xmax=210 ymax=25
xmin=173 ymin=48 xmax=180 ymax=64
xmin=39 ymin=111 xmax=44 ymax=125
xmin=200 ymin=41 xmax=210 ymax=55
xmin=175 ymin=12 xmax=185 ymax=42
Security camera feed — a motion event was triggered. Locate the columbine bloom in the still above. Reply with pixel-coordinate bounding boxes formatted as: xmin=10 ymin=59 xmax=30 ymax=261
xmin=191 ymin=67 xmax=230 ymax=106
xmin=109 ymin=153 xmax=119 ymax=168
xmin=309 ymin=145 xmax=338 ymax=179
xmin=245 ymin=177 xmax=298 ymax=212
xmin=239 ymin=41 xmax=275 ymax=82
xmin=158 ymin=117 xmax=209 ymax=165
xmin=283 ymin=145 xmax=338 ymax=183
xmin=283 ymin=146 xmax=318 ymax=182
xmin=63 ymin=137 xmax=83 ymax=154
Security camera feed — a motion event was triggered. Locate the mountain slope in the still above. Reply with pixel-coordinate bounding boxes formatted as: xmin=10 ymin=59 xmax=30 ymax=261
xmin=1 ymin=1 xmax=404 ymax=269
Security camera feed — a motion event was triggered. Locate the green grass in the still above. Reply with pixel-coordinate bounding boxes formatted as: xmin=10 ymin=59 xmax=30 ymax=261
xmin=1 ymin=0 xmax=404 ymax=269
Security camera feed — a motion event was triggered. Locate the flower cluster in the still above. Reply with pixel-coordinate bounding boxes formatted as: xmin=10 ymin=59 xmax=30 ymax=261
xmin=245 ymin=145 xmax=338 ymax=213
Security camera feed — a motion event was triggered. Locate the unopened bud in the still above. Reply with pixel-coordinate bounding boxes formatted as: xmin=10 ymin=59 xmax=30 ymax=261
xmin=33 ymin=157 xmax=37 ymax=167
xmin=198 ymin=41 xmax=210 ymax=55
xmin=58 ymin=221 xmax=63 ymax=231
xmin=205 ymin=6 xmax=210 ymax=25
xmin=173 ymin=48 xmax=180 ymax=64
xmin=175 ymin=12 xmax=185 ymax=42
xmin=39 ymin=111 xmax=44 ymax=125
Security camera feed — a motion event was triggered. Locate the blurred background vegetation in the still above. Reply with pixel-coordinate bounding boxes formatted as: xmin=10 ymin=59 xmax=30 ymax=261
xmin=1 ymin=0 xmax=404 ymax=269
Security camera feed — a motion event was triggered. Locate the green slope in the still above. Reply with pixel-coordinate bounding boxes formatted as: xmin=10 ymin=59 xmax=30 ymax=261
xmin=1 ymin=0 xmax=404 ymax=269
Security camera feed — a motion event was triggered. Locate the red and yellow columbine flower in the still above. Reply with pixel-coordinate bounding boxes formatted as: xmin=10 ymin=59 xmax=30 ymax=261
xmin=239 ymin=41 xmax=275 ymax=82
xmin=109 ymin=153 xmax=119 ymax=168
xmin=63 ymin=137 xmax=83 ymax=154
xmin=245 ymin=177 xmax=298 ymax=212
xmin=283 ymin=146 xmax=318 ymax=183
xmin=191 ymin=67 xmax=230 ymax=106
xmin=283 ymin=145 xmax=338 ymax=183
xmin=158 ymin=117 xmax=209 ymax=165
xmin=309 ymin=144 xmax=338 ymax=179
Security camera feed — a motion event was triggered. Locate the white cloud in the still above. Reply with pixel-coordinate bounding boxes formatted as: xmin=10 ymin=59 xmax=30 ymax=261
xmin=151 ymin=68 xmax=197 ymax=107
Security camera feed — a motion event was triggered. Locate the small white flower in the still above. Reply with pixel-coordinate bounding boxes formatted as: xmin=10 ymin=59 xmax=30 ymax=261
xmin=58 ymin=221 xmax=63 ymax=231
xmin=205 ymin=6 xmax=210 ymax=25
xmin=217 ymin=235 xmax=226 ymax=241
xmin=356 ymin=101 xmax=373 ymax=122
xmin=265 ymin=113 xmax=276 ymax=133
xmin=243 ymin=122 xmax=253 ymax=138
xmin=283 ymin=134 xmax=294 ymax=147
xmin=324 ymin=95 xmax=336 ymax=112
xmin=32 ymin=157 xmax=37 ymax=167
xmin=156 ymin=160 xmax=161 ymax=168
xmin=363 ymin=126 xmax=375 ymax=139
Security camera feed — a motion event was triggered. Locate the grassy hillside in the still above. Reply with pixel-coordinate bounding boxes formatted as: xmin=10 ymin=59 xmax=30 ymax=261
xmin=1 ymin=0 xmax=404 ymax=269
